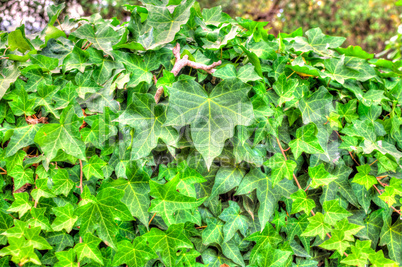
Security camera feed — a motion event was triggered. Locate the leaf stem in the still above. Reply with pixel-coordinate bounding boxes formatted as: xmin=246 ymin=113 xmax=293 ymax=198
xmin=149 ymin=213 xmax=156 ymax=226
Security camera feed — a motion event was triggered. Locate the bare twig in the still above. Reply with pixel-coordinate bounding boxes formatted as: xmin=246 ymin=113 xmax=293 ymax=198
xmin=154 ymin=43 xmax=222 ymax=103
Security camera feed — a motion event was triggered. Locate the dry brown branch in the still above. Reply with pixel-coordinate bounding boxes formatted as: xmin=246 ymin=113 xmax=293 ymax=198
xmin=154 ymin=43 xmax=222 ymax=103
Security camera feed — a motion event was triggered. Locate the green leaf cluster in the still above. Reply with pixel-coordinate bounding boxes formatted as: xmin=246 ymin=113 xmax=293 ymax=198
xmin=0 ymin=1 xmax=401 ymax=267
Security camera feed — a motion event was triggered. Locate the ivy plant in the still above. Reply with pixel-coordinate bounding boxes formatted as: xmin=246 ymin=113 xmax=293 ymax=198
xmin=0 ymin=1 xmax=401 ymax=267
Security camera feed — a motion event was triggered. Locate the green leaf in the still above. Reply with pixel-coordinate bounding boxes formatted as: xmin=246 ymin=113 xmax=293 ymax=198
xmin=290 ymin=189 xmax=316 ymax=214
xmin=117 ymin=92 xmax=179 ymax=160
xmin=245 ymin=223 xmax=283 ymax=265
xmin=55 ymin=249 xmax=78 ymax=267
xmin=103 ymin=163 xmax=150 ymax=227
xmin=308 ymin=164 xmax=337 ymax=188
xmin=202 ymin=218 xmax=225 ymax=246
xmin=73 ymin=232 xmax=104 ymax=265
xmin=289 ymin=123 xmax=325 ymax=160
xmin=82 ymin=155 xmax=106 ymax=180
xmin=291 ymin=27 xmax=345 ymax=56
xmin=70 ymin=23 xmax=121 ymax=56
xmin=301 ymin=212 xmax=331 ymax=240
xmin=273 ymin=73 xmax=299 ymax=106
xmin=165 ymin=79 xmax=253 ymax=169
xmin=321 ymin=55 xmax=377 ymax=84
xmin=112 ymin=237 xmax=158 ymax=267
xmin=218 ymin=201 xmax=250 ymax=242
xmin=51 ymin=204 xmax=78 ymax=233
xmin=8 ymin=27 xmax=32 ymax=53
xmin=51 ymin=168 xmax=75 ymax=197
xmin=7 ymin=192 xmax=33 ymax=218
xmin=298 ymin=86 xmax=333 ymax=124
xmin=144 ymin=0 xmax=195 ymax=48
xmin=31 ymin=178 xmax=56 ymax=202
xmin=379 ymin=212 xmax=402 ymax=264
xmin=352 ymin=165 xmax=378 ymax=191
xmin=149 ymin=174 xmax=206 ymax=226
xmin=75 ymin=187 xmax=132 ymax=250
xmin=323 ymin=199 xmax=352 ymax=225
xmin=265 ymin=153 xmax=297 ymax=187
xmin=0 ymin=64 xmax=20 ymax=100
xmin=143 ymin=223 xmax=193 ymax=267
xmin=8 ymin=166 xmax=34 ymax=191
xmin=34 ymin=105 xmax=85 ymax=165
xmin=209 ymin=166 xmax=244 ymax=199
xmin=319 ymin=231 xmax=350 ymax=255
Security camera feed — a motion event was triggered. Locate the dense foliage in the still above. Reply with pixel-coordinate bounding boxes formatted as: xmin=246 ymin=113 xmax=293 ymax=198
xmin=1 ymin=0 xmax=400 ymax=54
xmin=0 ymin=1 xmax=402 ymax=266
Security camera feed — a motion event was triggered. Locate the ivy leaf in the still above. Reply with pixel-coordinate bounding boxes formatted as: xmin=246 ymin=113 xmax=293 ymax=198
xmin=273 ymin=73 xmax=299 ymax=106
xmin=369 ymin=250 xmax=400 ymax=267
xmin=5 ymin=124 xmax=40 ymax=157
xmin=321 ymin=55 xmax=377 ymax=84
xmin=221 ymin=239 xmax=245 ymax=266
xmin=30 ymin=54 xmax=59 ymax=71
xmin=75 ymin=187 xmax=132 ymax=250
xmin=73 ymin=232 xmax=104 ymax=265
xmin=63 ymin=46 xmax=90 ymax=73
xmin=202 ymin=218 xmax=225 ymax=246
xmin=34 ymin=105 xmax=86 ymax=165
xmin=291 ymin=27 xmax=345 ymax=56
xmin=82 ymin=155 xmax=106 ymax=180
xmin=149 ymin=174 xmax=206 ymax=226
xmin=80 ymin=106 xmax=118 ymax=148
xmin=290 ymin=189 xmax=316 ymax=214
xmin=7 ymin=192 xmax=33 ymax=218
xmin=289 ymin=123 xmax=325 ymax=160
xmin=8 ymin=166 xmax=34 ymax=191
xmin=308 ymin=164 xmax=337 ymax=188
xmin=209 ymin=166 xmax=244 ymax=199
xmin=145 ymin=0 xmax=195 ymax=48
xmin=340 ymin=240 xmax=375 ymax=267
xmin=112 ymin=237 xmax=158 ymax=267
xmin=55 ymin=249 xmax=77 ymax=267
xmin=24 ymin=226 xmax=53 ymax=250
xmin=74 ymin=71 xmax=102 ymax=99
xmin=165 ymin=79 xmax=253 ymax=169
xmin=31 ymin=178 xmax=56 ymax=202
xmin=51 ymin=204 xmax=78 ymax=233
xmin=117 ymin=93 xmax=179 ymax=160
xmin=379 ymin=212 xmax=402 ymax=264
xmin=245 ymin=223 xmax=283 ymax=265
xmin=352 ymin=165 xmax=378 ymax=190
xmin=264 ymin=153 xmax=297 ymax=187
xmin=218 ymin=201 xmax=250 ymax=242
xmin=333 ymin=219 xmax=364 ymax=241
xmin=298 ymin=86 xmax=333 ymax=124
xmin=103 ymin=163 xmax=151 ymax=227
xmin=143 ymin=223 xmax=193 ymax=267
xmin=51 ymin=168 xmax=75 ymax=197
xmin=213 ymin=64 xmax=261 ymax=83
xmin=319 ymin=231 xmax=350 ymax=255
xmin=70 ymin=23 xmax=121 ymax=56
xmin=201 ymin=248 xmax=234 ymax=267
xmin=301 ymin=212 xmax=331 ymax=240
xmin=0 ymin=211 xmax=13 ymax=245
xmin=323 ymin=199 xmax=352 ymax=225
xmin=0 ymin=237 xmax=41 ymax=266
xmin=236 ymin=168 xmax=297 ymax=230
xmin=0 ymin=64 xmax=20 ymax=99
xmin=111 ymin=51 xmax=159 ymax=87
xmin=27 ymin=208 xmax=53 ymax=231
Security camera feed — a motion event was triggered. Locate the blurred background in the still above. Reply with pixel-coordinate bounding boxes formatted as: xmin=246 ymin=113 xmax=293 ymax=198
xmin=0 ymin=0 xmax=401 ymax=59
